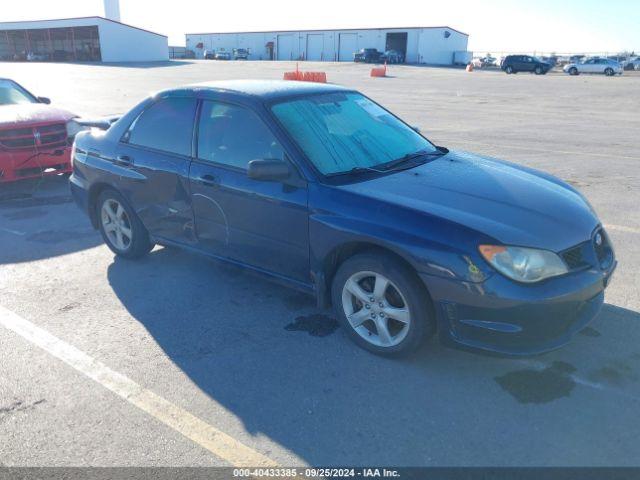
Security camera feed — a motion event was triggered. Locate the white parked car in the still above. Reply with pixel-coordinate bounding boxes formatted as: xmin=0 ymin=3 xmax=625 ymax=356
xmin=563 ymin=58 xmax=623 ymax=76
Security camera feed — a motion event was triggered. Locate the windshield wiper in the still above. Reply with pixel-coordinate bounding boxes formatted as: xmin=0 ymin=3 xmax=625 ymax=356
xmin=325 ymin=147 xmax=449 ymax=178
xmin=324 ymin=165 xmax=386 ymax=177
xmin=377 ymin=147 xmax=448 ymax=172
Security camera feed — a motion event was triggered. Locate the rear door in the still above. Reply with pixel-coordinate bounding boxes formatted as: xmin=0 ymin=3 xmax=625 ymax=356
xmin=521 ymin=56 xmax=535 ymax=72
xmin=116 ymin=95 xmax=198 ymax=245
xmin=513 ymin=55 xmax=526 ymax=71
xmin=189 ymin=99 xmax=310 ymax=283
xmin=596 ymin=59 xmax=609 ymax=73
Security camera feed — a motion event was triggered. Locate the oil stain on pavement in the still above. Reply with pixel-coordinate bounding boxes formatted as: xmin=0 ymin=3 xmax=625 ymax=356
xmin=285 ymin=314 xmax=339 ymax=337
xmin=588 ymin=359 xmax=638 ymax=386
xmin=495 ymin=361 xmax=577 ymax=404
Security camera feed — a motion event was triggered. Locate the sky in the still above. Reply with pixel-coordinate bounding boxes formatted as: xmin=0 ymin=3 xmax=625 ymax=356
xmin=2 ymin=0 xmax=638 ymax=53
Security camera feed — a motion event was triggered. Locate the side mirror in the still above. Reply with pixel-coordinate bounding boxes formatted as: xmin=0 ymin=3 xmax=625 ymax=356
xmin=411 ymin=126 xmax=421 ymax=133
xmin=247 ymin=159 xmax=291 ymax=181
xmin=37 ymin=96 xmax=51 ymax=104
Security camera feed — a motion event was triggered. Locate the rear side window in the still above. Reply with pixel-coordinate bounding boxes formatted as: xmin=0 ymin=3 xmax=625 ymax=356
xmin=127 ymin=97 xmax=197 ymax=157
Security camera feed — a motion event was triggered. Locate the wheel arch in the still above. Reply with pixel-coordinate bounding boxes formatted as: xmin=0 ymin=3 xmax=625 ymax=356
xmin=317 ymin=241 xmax=436 ymax=329
xmin=87 ymin=182 xmax=121 ymax=229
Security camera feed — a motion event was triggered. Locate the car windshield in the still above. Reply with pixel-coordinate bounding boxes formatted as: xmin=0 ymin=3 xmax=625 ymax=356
xmin=0 ymin=79 xmax=37 ymax=105
xmin=271 ymin=92 xmax=437 ymax=175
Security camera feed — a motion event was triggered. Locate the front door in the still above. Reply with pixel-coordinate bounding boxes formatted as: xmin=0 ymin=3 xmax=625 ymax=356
xmin=189 ymin=100 xmax=310 ymax=283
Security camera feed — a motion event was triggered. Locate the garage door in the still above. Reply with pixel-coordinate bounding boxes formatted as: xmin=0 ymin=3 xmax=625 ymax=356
xmin=277 ymin=34 xmax=294 ymax=61
xmin=338 ymin=33 xmax=358 ymax=61
xmin=306 ymin=34 xmax=323 ymax=61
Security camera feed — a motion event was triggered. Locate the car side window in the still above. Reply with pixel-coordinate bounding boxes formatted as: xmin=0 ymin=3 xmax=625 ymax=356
xmin=126 ymin=97 xmax=197 ymax=157
xmin=197 ymin=101 xmax=285 ymax=169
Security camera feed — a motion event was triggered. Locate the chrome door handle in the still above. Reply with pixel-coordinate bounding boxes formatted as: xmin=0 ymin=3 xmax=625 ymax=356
xmin=114 ymin=154 xmax=133 ymax=166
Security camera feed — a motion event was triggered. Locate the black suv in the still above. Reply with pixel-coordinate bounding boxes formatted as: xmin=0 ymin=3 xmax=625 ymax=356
xmin=501 ymin=55 xmax=551 ymax=74
xmin=354 ymin=48 xmax=383 ymax=63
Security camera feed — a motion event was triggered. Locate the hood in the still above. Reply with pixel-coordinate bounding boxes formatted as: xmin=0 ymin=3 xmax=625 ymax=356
xmin=337 ymin=151 xmax=599 ymax=252
xmin=0 ymin=103 xmax=75 ymax=129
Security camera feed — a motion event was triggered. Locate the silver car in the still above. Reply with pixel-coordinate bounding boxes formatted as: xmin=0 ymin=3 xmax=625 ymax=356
xmin=563 ymin=58 xmax=623 ymax=76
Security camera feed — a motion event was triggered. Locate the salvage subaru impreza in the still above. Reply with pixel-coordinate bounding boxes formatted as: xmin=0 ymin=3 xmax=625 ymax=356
xmin=70 ymin=80 xmax=616 ymax=356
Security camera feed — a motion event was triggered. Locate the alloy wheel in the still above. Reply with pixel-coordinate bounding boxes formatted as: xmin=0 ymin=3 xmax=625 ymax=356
xmin=341 ymin=271 xmax=411 ymax=347
xmin=101 ymin=199 xmax=133 ymax=252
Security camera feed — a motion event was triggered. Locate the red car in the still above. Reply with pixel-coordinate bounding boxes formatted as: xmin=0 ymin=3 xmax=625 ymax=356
xmin=0 ymin=78 xmax=81 ymax=183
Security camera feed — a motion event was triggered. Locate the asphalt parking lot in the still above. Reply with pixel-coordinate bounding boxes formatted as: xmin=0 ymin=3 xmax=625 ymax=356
xmin=1 ymin=60 xmax=639 ymax=467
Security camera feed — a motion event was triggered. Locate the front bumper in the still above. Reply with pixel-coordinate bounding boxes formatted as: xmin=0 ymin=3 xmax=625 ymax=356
xmin=0 ymin=146 xmax=71 ymax=183
xmin=421 ymin=260 xmax=616 ymax=355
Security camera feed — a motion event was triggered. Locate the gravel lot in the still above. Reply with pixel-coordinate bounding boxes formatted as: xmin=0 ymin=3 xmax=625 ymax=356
xmin=1 ymin=60 xmax=639 ymax=467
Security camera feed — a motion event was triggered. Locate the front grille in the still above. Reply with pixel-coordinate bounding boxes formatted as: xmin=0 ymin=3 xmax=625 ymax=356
xmin=562 ymin=244 xmax=587 ymax=270
xmin=0 ymin=123 xmax=67 ymax=150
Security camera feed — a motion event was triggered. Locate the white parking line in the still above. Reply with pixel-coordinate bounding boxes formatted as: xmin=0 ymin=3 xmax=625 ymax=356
xmin=0 ymin=304 xmax=278 ymax=467
xmin=605 ymin=224 xmax=640 ymax=235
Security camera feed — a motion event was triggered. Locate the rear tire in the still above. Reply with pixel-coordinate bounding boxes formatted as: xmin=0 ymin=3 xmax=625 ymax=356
xmin=97 ymin=189 xmax=153 ymax=259
xmin=331 ymin=252 xmax=434 ymax=357
xmin=505 ymin=65 xmax=514 ymax=74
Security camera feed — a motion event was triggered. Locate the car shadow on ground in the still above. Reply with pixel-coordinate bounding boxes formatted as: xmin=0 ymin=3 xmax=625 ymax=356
xmin=0 ymin=175 xmax=102 ymax=264
xmin=106 ymin=245 xmax=640 ymax=465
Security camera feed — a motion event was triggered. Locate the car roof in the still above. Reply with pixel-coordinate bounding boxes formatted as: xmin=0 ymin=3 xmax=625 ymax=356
xmin=176 ymin=79 xmax=350 ymax=101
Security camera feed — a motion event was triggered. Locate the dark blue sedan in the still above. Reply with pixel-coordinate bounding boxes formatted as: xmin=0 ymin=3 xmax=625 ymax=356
xmin=70 ymin=80 xmax=616 ymax=356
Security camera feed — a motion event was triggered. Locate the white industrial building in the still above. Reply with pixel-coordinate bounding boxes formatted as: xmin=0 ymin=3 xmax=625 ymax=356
xmin=0 ymin=1 xmax=168 ymax=62
xmin=186 ymin=26 xmax=469 ymax=64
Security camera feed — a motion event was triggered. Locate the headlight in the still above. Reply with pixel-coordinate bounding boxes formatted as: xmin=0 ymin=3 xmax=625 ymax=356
xmin=66 ymin=119 xmax=89 ymax=139
xmin=479 ymin=245 xmax=568 ymax=283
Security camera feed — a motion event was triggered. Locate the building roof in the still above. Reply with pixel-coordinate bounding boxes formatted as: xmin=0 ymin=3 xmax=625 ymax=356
xmin=186 ymin=26 xmax=469 ymax=37
xmin=0 ymin=16 xmax=167 ymax=39
xmin=184 ymin=79 xmax=349 ymax=100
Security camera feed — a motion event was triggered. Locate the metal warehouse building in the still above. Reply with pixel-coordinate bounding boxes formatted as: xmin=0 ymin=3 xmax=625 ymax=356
xmin=0 ymin=16 xmax=168 ymax=62
xmin=186 ymin=26 xmax=469 ymax=64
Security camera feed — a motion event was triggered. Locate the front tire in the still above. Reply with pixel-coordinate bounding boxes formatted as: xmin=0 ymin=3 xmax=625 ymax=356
xmin=535 ymin=66 xmax=543 ymax=75
xmin=604 ymin=67 xmax=614 ymax=76
xmin=97 ymin=189 xmax=153 ymax=259
xmin=569 ymin=67 xmax=579 ymax=75
xmin=331 ymin=253 xmax=433 ymax=357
